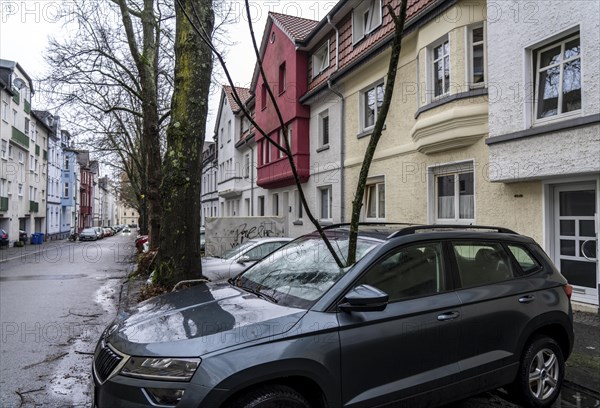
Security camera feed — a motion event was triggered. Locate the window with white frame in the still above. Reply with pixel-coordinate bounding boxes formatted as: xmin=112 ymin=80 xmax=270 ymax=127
xmin=279 ymin=62 xmax=286 ymax=93
xmin=272 ymin=193 xmax=279 ymax=216
xmin=13 ymin=109 xmax=18 ymax=126
xmin=8 ymin=145 xmax=12 ymax=159
xmin=263 ymin=139 xmax=271 ymax=164
xmin=294 ymin=190 xmax=303 ymax=220
xmin=365 ymin=179 xmax=385 ymax=220
xmin=258 ymin=196 xmax=265 ymax=216
xmin=312 ymin=41 xmax=330 ymax=77
xmin=18 ymin=151 xmax=24 ymax=163
xmin=65 ymin=182 xmax=69 ymax=198
xmin=468 ymin=24 xmax=486 ymax=87
xmin=1 ymin=93 xmax=8 ymax=122
xmin=318 ymin=186 xmax=333 ymax=220
xmin=430 ymin=162 xmax=474 ymax=223
xmin=430 ymin=37 xmax=450 ymax=98
xmin=0 ymin=178 xmax=6 ymax=196
xmin=361 ymin=81 xmax=384 ymax=132
xmin=24 ymin=118 xmax=30 ymax=135
xmin=243 ymin=153 xmax=250 ymax=179
xmin=352 ymin=0 xmax=382 ymax=44
xmin=1 ymin=140 xmax=6 ymax=159
xmin=534 ymin=33 xmax=581 ymax=121
xmin=35 ymin=158 xmax=38 ymax=173
xmin=319 ymin=110 xmax=330 ymax=148
xmin=29 ymin=154 xmax=34 ymax=172
xmin=30 ymin=122 xmax=36 ymax=142
xmin=227 ymin=120 xmax=232 ymax=142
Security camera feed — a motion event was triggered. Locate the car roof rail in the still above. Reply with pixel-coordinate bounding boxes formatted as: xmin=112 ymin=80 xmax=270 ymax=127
xmin=321 ymin=222 xmax=416 ymax=231
xmin=389 ymin=224 xmax=518 ymax=238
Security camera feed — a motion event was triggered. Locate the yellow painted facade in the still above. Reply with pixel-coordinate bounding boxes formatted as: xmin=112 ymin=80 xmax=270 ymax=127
xmin=339 ymin=0 xmax=544 ymax=244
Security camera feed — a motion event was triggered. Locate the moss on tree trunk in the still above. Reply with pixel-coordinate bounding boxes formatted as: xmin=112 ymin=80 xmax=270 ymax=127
xmin=155 ymin=0 xmax=214 ymax=287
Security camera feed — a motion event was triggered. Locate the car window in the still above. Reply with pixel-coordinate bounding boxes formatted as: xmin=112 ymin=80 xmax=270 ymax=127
xmin=221 ymin=241 xmax=257 ymax=260
xmin=507 ymin=245 xmax=541 ymax=274
xmin=236 ymin=233 xmax=381 ymax=309
xmin=452 ymin=242 xmax=516 ymax=287
xmin=358 ymin=242 xmax=445 ymax=302
xmin=244 ymin=242 xmax=287 ymax=261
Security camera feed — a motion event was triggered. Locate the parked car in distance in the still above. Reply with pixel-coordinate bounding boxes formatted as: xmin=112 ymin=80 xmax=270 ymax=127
xmin=93 ymin=225 xmax=573 ymax=408
xmin=122 ymin=227 xmax=131 ymax=233
xmin=201 ymin=237 xmax=293 ymax=282
xmin=0 ymin=229 xmax=8 ymax=247
xmin=103 ymin=228 xmax=113 ymax=237
xmin=79 ymin=228 xmax=99 ymax=241
xmin=135 ymin=235 xmax=148 ymax=252
xmin=200 ymin=227 xmax=205 ymax=252
xmin=93 ymin=227 xmax=104 ymax=239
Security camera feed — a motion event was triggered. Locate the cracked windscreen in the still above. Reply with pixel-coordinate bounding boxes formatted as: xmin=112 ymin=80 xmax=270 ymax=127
xmin=233 ymin=231 xmax=381 ymax=309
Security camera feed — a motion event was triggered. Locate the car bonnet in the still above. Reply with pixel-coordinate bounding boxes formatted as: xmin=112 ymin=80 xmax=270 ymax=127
xmin=107 ymin=282 xmax=307 ymax=357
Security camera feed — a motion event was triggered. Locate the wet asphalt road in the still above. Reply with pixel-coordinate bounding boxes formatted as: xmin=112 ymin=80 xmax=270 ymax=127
xmin=0 ymin=233 xmax=135 ymax=407
xmin=1 ymin=233 xmax=599 ymax=407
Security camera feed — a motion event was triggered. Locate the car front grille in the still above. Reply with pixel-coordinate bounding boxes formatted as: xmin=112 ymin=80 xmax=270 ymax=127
xmin=94 ymin=339 xmax=124 ymax=383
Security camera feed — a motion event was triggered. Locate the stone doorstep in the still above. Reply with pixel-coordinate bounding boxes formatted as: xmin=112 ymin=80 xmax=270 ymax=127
xmin=572 ymin=301 xmax=600 ymax=315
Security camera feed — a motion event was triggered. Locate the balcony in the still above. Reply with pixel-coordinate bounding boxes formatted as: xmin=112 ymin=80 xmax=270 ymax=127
xmin=0 ymin=197 xmax=8 ymax=212
xmin=29 ymin=201 xmax=39 ymax=213
xmin=24 ymin=99 xmax=31 ymax=114
xmin=12 ymin=88 xmax=20 ymax=104
xmin=257 ymin=154 xmax=310 ymax=189
xmin=12 ymin=127 xmax=30 ymax=148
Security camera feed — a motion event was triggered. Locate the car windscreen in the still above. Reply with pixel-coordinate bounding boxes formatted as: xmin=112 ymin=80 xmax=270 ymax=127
xmin=220 ymin=240 xmax=258 ymax=260
xmin=233 ymin=233 xmax=381 ymax=309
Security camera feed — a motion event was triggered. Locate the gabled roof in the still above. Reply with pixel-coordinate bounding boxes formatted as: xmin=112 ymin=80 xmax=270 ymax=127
xmin=0 ymin=59 xmax=35 ymax=95
xmin=270 ymin=12 xmax=319 ymax=42
xmin=250 ymin=12 xmax=319 ymax=91
xmin=223 ymin=85 xmax=251 ymax=113
xmin=213 ymin=85 xmax=252 ymax=136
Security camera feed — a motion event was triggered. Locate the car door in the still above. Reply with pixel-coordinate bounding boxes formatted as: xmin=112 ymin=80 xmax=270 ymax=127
xmin=337 ymin=241 xmax=463 ymax=407
xmin=449 ymin=240 xmax=536 ymax=384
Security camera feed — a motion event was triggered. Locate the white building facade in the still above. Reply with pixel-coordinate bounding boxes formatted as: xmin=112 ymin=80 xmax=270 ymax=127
xmin=486 ymin=1 xmax=600 ymax=310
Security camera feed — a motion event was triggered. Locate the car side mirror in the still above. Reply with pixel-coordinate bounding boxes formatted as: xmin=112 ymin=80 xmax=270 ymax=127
xmin=338 ymin=285 xmax=389 ymax=312
xmin=237 ymin=256 xmax=251 ymax=264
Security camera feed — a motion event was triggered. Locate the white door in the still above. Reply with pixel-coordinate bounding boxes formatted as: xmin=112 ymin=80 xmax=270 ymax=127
xmin=554 ymin=184 xmax=598 ymax=305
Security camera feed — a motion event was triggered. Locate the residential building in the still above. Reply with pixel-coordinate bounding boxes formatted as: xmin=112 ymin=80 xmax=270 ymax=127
xmin=34 ymin=111 xmax=64 ymax=240
xmin=201 ymin=141 xmax=218 ymax=225
xmin=118 ymin=204 xmax=139 ymax=228
xmin=62 ymin=145 xmax=79 ymax=235
xmin=98 ymin=176 xmax=117 ymax=227
xmin=0 ymin=59 xmax=48 ymax=243
xmin=486 ymin=1 xmax=600 ymax=309
xmin=215 ymin=86 xmax=250 ymax=217
xmin=77 ymin=151 xmax=98 ymax=232
xmin=251 ymin=13 xmax=320 ymax=235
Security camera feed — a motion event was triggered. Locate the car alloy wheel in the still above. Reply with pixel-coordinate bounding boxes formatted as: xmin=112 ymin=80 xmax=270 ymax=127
xmin=528 ymin=348 xmax=560 ymax=400
xmin=512 ymin=335 xmax=564 ymax=408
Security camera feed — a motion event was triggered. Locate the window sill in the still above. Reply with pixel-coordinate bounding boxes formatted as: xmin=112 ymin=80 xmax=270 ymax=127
xmin=292 ymin=219 xmax=304 ymax=226
xmin=319 ymin=219 xmax=333 ymax=226
xmin=316 ymin=145 xmax=330 ymax=153
xmin=357 ymin=124 xmax=386 ymax=139
xmin=416 ymin=88 xmax=488 ymax=119
xmin=278 ymin=90 xmax=286 ymax=96
xmin=532 ymin=110 xmax=581 ymax=128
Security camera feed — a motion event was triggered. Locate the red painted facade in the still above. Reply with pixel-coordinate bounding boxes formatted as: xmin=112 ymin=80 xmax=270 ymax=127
xmin=255 ymin=21 xmax=311 ymax=189
xmin=79 ymin=168 xmax=93 ymax=232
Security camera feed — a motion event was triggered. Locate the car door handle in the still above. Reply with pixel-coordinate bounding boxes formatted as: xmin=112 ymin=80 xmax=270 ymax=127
xmin=437 ymin=311 xmax=460 ymax=321
xmin=519 ymin=295 xmax=536 ymax=304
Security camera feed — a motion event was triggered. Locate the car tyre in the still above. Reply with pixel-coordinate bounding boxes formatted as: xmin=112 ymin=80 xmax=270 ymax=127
xmin=227 ymin=385 xmax=311 ymax=408
xmin=511 ymin=335 xmax=564 ymax=408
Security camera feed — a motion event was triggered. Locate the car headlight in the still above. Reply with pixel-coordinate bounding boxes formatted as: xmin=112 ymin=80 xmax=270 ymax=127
xmin=120 ymin=357 xmax=201 ymax=381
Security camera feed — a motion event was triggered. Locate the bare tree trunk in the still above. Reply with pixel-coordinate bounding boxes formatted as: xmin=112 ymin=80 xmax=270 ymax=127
xmin=154 ymin=0 xmax=214 ymax=286
xmin=116 ymin=0 xmax=163 ymax=248
xmin=347 ymin=2 xmax=407 ymax=265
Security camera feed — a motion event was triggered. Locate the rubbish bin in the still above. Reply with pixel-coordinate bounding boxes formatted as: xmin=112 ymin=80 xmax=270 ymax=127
xmin=32 ymin=233 xmax=42 ymax=245
xmin=39 ymin=233 xmax=45 ymax=243
xmin=30 ymin=233 xmax=37 ymax=245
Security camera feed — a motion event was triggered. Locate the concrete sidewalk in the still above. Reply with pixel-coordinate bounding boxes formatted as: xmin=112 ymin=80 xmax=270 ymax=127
xmin=567 ymin=310 xmax=600 ymax=394
xmin=0 ymin=238 xmax=72 ymax=263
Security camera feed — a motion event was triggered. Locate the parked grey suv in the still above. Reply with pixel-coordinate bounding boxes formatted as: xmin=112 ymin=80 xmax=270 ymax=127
xmin=92 ymin=225 xmax=573 ymax=408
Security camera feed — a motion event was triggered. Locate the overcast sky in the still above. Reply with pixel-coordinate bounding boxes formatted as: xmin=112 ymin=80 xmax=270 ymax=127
xmin=0 ymin=1 xmax=335 ymax=136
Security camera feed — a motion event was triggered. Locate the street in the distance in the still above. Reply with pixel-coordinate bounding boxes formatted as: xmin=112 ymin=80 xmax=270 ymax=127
xmin=0 ymin=233 xmax=135 ymax=408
